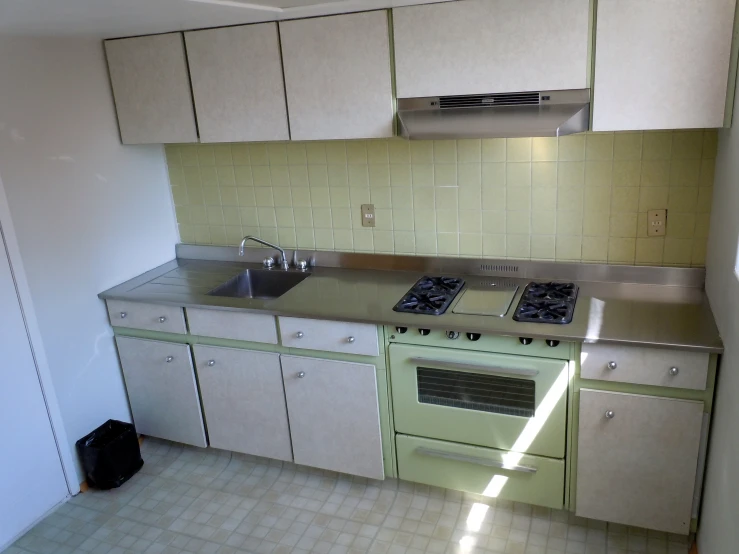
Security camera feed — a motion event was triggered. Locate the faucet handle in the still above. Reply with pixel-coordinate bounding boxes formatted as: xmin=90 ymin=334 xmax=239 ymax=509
xmin=263 ymin=257 xmax=275 ymax=269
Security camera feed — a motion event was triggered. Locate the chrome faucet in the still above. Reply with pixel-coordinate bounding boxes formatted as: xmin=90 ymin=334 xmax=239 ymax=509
xmin=239 ymin=236 xmax=290 ymax=270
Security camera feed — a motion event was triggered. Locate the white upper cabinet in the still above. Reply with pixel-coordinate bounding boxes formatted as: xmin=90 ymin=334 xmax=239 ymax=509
xmin=105 ymin=33 xmax=198 ymax=144
xmin=593 ymin=0 xmax=736 ymax=131
xmin=392 ymin=0 xmax=590 ymax=98
xmin=185 ymin=24 xmax=290 ymax=143
xmin=279 ymin=11 xmax=394 ymax=140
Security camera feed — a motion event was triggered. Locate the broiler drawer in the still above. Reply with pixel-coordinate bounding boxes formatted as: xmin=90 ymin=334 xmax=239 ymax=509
xmin=396 ymin=434 xmax=565 ymax=509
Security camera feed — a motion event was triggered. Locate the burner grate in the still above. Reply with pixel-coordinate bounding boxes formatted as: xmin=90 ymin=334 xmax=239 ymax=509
xmin=513 ymin=281 xmax=579 ymax=324
xmin=393 ymin=276 xmax=465 ymax=315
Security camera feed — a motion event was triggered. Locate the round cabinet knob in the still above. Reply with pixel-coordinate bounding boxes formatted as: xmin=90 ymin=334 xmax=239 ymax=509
xmin=347 ymin=336 xmax=356 ymax=343
xmin=165 ymin=356 xmax=174 ymax=363
xmin=669 ymin=366 xmax=680 ymax=376
xmin=119 ymin=312 xmax=127 ymax=319
xmin=296 ymin=331 xmax=304 ymax=338
xmin=605 ymin=410 xmax=615 ymax=419
xmin=607 ymin=361 xmax=618 ymax=370
xmin=297 ymin=371 xmax=305 ymax=378
xmin=446 ymin=331 xmax=460 ymax=340
xmin=207 ymin=360 xmax=216 ymax=367
xmin=159 ymin=316 xmax=167 ymax=323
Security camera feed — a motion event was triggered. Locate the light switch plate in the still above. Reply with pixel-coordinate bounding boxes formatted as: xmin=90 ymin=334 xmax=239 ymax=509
xmin=648 ymin=209 xmax=667 ymax=236
xmin=361 ymin=204 xmax=375 ymax=228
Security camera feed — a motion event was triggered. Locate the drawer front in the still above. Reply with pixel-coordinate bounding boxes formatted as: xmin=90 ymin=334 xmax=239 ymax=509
xmin=581 ymin=343 xmax=709 ymax=390
xmin=279 ymin=317 xmax=379 ymax=357
xmin=396 ymin=434 xmax=564 ymax=510
xmin=107 ymin=300 xmax=186 ymax=334
xmin=187 ymin=307 xmax=278 ymax=344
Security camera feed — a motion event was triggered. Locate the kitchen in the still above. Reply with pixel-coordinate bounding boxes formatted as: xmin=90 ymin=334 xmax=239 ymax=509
xmin=0 ymin=0 xmax=738 ymax=553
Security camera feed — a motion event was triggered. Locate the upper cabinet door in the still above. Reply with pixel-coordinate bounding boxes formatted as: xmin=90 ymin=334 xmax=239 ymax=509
xmin=105 ymin=33 xmax=198 ymax=144
xmin=185 ymin=24 xmax=290 ymax=143
xmin=392 ymin=0 xmax=590 ymax=98
xmin=279 ymin=11 xmax=394 ymax=140
xmin=593 ymin=0 xmax=736 ymax=131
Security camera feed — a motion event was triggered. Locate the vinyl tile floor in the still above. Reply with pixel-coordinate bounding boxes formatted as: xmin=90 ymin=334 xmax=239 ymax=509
xmin=7 ymin=438 xmax=693 ymax=554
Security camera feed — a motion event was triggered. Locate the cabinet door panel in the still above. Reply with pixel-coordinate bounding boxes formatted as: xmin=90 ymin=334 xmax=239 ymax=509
xmin=393 ymin=0 xmax=590 ymax=98
xmin=116 ymin=337 xmax=206 ymax=447
xmin=280 ymin=11 xmax=393 ymax=140
xmin=185 ymin=24 xmax=290 ymax=143
xmin=593 ymin=0 xmax=735 ymax=130
xmin=194 ymin=346 xmax=292 ymax=461
xmin=281 ymin=355 xmax=384 ymax=479
xmin=576 ymin=389 xmax=703 ymax=534
xmin=105 ymin=33 xmax=198 ymax=144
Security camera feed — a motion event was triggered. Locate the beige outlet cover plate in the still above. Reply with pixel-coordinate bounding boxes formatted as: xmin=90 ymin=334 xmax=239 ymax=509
xmin=648 ymin=209 xmax=667 ymax=236
xmin=361 ymin=204 xmax=376 ymax=228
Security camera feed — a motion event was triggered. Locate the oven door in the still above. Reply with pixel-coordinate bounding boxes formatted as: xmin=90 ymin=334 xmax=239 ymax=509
xmin=389 ymin=344 xmax=569 ymax=458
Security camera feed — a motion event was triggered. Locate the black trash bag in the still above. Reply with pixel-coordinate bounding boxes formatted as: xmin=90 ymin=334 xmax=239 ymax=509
xmin=76 ymin=419 xmax=143 ymax=490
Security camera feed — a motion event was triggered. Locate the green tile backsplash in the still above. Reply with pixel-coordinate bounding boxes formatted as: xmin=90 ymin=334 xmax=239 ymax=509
xmin=166 ymin=130 xmax=716 ymax=267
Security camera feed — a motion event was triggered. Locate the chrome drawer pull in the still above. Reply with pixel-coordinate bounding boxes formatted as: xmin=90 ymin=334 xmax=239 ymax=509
xmin=207 ymin=360 xmax=216 ymax=367
xmin=607 ymin=361 xmax=617 ymax=370
xmin=409 ymin=357 xmax=539 ymax=377
xmin=347 ymin=336 xmax=356 ymax=343
xmin=669 ymin=367 xmax=679 ymax=376
xmin=165 ymin=356 xmax=174 ymax=363
xmin=159 ymin=316 xmax=167 ymax=323
xmin=296 ymin=331 xmax=304 ymax=338
xmin=416 ymin=447 xmax=537 ymax=474
xmin=120 ymin=312 xmax=127 ymax=319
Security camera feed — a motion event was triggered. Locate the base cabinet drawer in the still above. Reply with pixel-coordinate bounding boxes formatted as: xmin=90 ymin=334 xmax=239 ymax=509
xmin=576 ymin=389 xmax=703 ymax=534
xmin=193 ymin=345 xmax=292 ymax=461
xmin=396 ymin=434 xmax=565 ymax=510
xmin=107 ymin=300 xmax=187 ymax=334
xmin=187 ymin=308 xmax=278 ymax=344
xmin=279 ymin=317 xmax=379 ymax=356
xmin=581 ymin=343 xmax=709 ymax=390
xmin=115 ymin=337 xmax=206 ymax=447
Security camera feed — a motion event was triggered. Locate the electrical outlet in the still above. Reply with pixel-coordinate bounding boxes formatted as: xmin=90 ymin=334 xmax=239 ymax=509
xmin=361 ymin=204 xmax=376 ymax=228
xmin=648 ymin=209 xmax=667 ymax=236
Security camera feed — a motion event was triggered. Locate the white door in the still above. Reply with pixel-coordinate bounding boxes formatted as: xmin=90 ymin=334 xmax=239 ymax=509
xmin=592 ymin=0 xmax=736 ymax=130
xmin=280 ymin=355 xmax=384 ymax=480
xmin=393 ymin=0 xmax=590 ymax=98
xmin=105 ymin=33 xmax=199 ymax=144
xmin=279 ymin=11 xmax=394 ymax=140
xmin=194 ymin=345 xmax=292 ymax=461
xmin=0 ymin=223 xmax=68 ymax=548
xmin=115 ymin=337 xmax=207 ymax=448
xmin=576 ymin=389 xmax=703 ymax=534
xmin=185 ymin=24 xmax=290 ymax=143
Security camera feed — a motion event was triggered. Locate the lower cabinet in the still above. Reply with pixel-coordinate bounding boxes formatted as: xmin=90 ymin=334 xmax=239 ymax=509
xmin=115 ymin=337 xmax=207 ymax=447
xmin=576 ymin=389 xmax=704 ymax=534
xmin=280 ymin=355 xmax=384 ymax=480
xmin=193 ymin=345 xmax=293 ymax=461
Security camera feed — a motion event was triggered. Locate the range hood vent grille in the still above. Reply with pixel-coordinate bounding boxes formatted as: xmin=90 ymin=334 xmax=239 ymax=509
xmin=438 ymin=92 xmax=540 ymax=109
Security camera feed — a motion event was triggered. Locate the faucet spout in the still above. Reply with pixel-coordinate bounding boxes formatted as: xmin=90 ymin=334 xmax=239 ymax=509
xmin=239 ymin=235 xmax=290 ymax=270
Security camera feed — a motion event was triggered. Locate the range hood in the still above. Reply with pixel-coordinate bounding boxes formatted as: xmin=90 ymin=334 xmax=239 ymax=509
xmin=397 ymin=89 xmax=590 ymax=140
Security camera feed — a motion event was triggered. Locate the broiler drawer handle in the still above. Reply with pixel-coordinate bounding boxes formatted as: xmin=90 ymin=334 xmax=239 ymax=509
xmin=416 ymin=447 xmax=538 ymax=474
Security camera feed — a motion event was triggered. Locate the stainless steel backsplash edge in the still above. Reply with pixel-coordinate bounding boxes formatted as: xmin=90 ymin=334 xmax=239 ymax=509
xmin=175 ymin=244 xmax=706 ymax=288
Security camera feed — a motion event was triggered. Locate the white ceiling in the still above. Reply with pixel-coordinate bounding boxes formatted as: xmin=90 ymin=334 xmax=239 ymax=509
xmin=0 ymin=0 xmax=454 ymax=39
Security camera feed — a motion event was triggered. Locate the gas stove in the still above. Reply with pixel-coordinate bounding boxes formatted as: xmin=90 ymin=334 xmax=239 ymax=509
xmin=512 ymin=281 xmax=579 ymax=324
xmin=392 ymin=276 xmax=465 ymax=315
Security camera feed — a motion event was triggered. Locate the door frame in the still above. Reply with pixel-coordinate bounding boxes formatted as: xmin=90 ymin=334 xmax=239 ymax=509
xmin=0 ymin=169 xmax=78 ymax=496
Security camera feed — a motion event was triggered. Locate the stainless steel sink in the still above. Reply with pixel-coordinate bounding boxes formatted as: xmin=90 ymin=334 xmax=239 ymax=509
xmin=207 ymin=269 xmax=310 ymax=299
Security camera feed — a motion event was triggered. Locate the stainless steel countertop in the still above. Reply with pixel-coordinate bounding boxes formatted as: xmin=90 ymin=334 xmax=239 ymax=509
xmin=99 ymin=257 xmax=723 ymax=353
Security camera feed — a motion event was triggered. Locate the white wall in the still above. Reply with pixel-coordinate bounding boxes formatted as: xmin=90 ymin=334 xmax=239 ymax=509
xmin=0 ymin=36 xmax=178 ymax=483
xmin=698 ymin=109 xmax=739 ymax=550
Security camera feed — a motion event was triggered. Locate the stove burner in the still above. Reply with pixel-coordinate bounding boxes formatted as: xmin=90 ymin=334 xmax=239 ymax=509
xmin=513 ymin=281 xmax=579 ymax=324
xmin=393 ymin=276 xmax=465 ymax=316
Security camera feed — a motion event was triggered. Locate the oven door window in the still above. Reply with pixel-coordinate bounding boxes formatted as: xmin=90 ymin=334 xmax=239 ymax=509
xmin=417 ymin=367 xmax=535 ymax=418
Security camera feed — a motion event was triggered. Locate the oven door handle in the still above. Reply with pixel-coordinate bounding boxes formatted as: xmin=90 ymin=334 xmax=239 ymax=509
xmin=409 ymin=357 xmax=539 ymax=377
xmin=416 ymin=447 xmax=538 ymax=474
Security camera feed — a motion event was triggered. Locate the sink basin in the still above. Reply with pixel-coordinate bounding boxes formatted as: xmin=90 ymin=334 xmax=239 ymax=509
xmin=207 ymin=269 xmax=310 ymax=299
